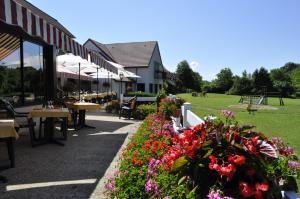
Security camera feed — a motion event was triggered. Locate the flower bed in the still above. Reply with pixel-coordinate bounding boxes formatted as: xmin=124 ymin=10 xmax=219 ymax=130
xmin=105 ymin=110 xmax=300 ymax=198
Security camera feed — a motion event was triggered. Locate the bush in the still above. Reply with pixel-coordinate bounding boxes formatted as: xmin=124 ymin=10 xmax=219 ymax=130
xmin=158 ymin=97 xmax=185 ymax=120
xmin=105 ymin=100 xmax=120 ymax=114
xmin=136 ymin=104 xmax=156 ymax=119
xmin=124 ymin=92 xmax=156 ymax=97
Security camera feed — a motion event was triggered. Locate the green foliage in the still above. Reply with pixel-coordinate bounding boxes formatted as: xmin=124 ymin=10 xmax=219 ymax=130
xmin=136 ymin=103 xmax=156 ymax=119
xmin=290 ymin=67 xmax=300 ymax=92
xmin=252 ymin=67 xmax=273 ymax=92
xmin=175 ymin=60 xmax=202 ymax=92
xmin=229 ymin=71 xmax=253 ymax=95
xmin=156 ymin=88 xmax=167 ymax=101
xmin=270 ymin=68 xmax=294 ymax=96
xmin=159 ymin=100 xmax=178 ymax=120
xmin=214 ymin=68 xmax=234 ymax=93
xmin=105 ymin=101 xmax=120 ymax=114
xmin=124 ymin=92 xmax=156 ymax=97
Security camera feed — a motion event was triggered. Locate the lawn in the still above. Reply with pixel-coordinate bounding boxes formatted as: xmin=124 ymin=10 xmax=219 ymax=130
xmin=178 ymin=93 xmax=300 ymax=156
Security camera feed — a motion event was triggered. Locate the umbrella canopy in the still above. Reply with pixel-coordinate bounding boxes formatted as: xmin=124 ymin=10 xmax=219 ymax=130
xmin=106 ymin=61 xmax=141 ymax=78
xmin=57 ymin=53 xmax=89 ymax=66
xmin=90 ymin=71 xmax=120 ymax=80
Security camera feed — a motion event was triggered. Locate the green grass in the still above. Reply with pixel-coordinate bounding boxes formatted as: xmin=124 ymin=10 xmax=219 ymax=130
xmin=178 ymin=93 xmax=300 ymax=156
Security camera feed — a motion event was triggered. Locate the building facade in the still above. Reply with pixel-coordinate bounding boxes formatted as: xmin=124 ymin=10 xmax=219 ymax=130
xmin=84 ymin=39 xmax=165 ymax=93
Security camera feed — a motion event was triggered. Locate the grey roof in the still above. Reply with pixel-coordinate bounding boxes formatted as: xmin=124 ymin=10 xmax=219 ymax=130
xmin=16 ymin=0 xmax=75 ymax=38
xmin=88 ymin=39 xmax=116 ymax=62
xmin=105 ymin=41 xmax=157 ymax=67
xmin=86 ymin=39 xmax=158 ymax=68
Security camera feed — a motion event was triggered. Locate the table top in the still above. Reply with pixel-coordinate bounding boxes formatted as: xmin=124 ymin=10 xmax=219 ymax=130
xmin=65 ymin=102 xmax=101 ymax=111
xmin=0 ymin=119 xmax=19 ymax=139
xmin=28 ymin=108 xmax=71 ymax=119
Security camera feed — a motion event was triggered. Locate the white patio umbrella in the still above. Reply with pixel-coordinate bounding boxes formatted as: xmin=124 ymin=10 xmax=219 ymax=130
xmin=57 ymin=53 xmax=91 ymax=99
xmin=90 ymin=71 xmax=120 ymax=80
xmin=106 ymin=61 xmax=141 ymax=78
xmin=56 ymin=53 xmax=89 ymax=66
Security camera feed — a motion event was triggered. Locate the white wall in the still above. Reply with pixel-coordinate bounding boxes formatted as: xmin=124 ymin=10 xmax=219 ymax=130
xmin=125 ymin=44 xmax=164 ymax=93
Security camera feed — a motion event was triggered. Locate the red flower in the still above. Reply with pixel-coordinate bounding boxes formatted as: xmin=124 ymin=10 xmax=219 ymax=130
xmin=239 ymin=181 xmax=269 ymax=199
xmin=219 ymin=164 xmax=236 ymax=179
xmin=228 ymin=155 xmax=246 ymax=165
xmin=255 ymin=182 xmax=269 ymax=191
xmin=138 ymin=169 xmax=143 ymax=174
xmin=239 ymin=181 xmax=255 ymax=198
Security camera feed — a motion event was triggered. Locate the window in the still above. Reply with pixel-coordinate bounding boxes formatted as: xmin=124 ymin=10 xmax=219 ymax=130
xmin=23 ymin=41 xmax=44 ymax=104
xmin=154 ymin=84 xmax=158 ymax=93
xmin=159 ymin=84 xmax=162 ymax=90
xmin=149 ymin=83 xmax=153 ymax=93
xmin=154 ymin=61 xmax=160 ymax=79
xmin=0 ymin=33 xmax=44 ymax=106
xmin=137 ymin=83 xmax=145 ymax=92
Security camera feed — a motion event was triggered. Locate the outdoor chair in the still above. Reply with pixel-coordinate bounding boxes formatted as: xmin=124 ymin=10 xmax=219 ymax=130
xmin=0 ymin=99 xmax=37 ymax=145
xmin=119 ymin=96 xmax=137 ymax=119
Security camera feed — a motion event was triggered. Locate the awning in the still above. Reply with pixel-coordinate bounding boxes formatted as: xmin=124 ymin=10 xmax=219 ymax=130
xmin=0 ymin=0 xmax=118 ymax=74
xmin=0 ymin=32 xmax=19 ymax=60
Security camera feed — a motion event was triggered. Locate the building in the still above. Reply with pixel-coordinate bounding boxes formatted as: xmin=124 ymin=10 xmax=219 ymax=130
xmin=84 ymin=39 xmax=165 ymax=93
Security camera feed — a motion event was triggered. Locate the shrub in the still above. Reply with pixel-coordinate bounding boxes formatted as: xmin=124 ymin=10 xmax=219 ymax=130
xmin=125 ymin=92 xmax=156 ymax=97
xmin=136 ymin=104 xmax=156 ymax=119
xmin=105 ymin=100 xmax=120 ymax=114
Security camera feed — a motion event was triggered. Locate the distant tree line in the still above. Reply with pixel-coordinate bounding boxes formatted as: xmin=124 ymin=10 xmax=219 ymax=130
xmin=166 ymin=61 xmax=300 ymax=97
xmin=203 ymin=62 xmax=300 ymax=97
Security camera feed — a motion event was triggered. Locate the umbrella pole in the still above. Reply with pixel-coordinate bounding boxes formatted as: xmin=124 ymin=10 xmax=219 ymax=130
xmin=97 ymin=68 xmax=99 ymax=98
xmin=107 ymin=71 xmax=109 ymax=98
xmin=79 ymin=62 xmax=81 ymax=101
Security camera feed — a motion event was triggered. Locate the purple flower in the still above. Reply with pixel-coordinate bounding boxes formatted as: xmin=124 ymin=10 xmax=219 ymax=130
xmin=207 ymin=189 xmax=234 ymax=199
xmin=105 ymin=177 xmax=116 ymax=192
xmin=145 ymin=179 xmax=160 ymax=196
xmin=288 ymin=161 xmax=300 ymax=171
xmin=147 ymin=158 xmax=161 ymax=178
xmin=163 ymin=196 xmax=172 ymax=199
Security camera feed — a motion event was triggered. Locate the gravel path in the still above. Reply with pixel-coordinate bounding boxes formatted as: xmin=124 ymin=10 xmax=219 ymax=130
xmin=0 ymin=110 xmax=141 ymax=199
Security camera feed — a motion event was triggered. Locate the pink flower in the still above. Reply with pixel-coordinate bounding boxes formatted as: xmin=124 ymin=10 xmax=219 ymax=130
xmin=221 ymin=110 xmax=235 ymax=119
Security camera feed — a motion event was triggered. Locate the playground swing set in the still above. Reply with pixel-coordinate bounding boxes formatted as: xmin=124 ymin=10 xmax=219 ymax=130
xmin=239 ymin=87 xmax=285 ymax=114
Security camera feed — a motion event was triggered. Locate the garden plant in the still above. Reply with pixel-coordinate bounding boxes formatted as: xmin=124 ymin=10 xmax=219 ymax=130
xmin=105 ymin=100 xmax=300 ymax=199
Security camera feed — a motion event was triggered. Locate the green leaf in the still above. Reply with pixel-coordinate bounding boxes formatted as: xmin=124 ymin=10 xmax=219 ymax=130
xmin=203 ymin=148 xmax=213 ymax=158
xmin=186 ymin=185 xmax=198 ymax=198
xmin=178 ymin=176 xmax=186 ymax=185
xmin=172 ymin=156 xmax=189 ymax=172
xmin=202 ymin=140 xmax=212 ymax=148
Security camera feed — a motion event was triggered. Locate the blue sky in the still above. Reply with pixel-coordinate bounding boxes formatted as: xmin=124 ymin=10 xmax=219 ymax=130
xmin=28 ymin=0 xmax=300 ymax=80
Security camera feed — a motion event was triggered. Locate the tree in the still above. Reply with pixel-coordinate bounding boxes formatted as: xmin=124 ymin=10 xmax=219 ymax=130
xmin=214 ymin=68 xmax=233 ymax=93
xmin=252 ymin=67 xmax=273 ymax=93
xmin=290 ymin=67 xmax=300 ymax=92
xmin=229 ymin=70 xmax=253 ymax=95
xmin=175 ymin=60 xmax=202 ymax=92
xmin=270 ymin=68 xmax=294 ymax=97
xmin=192 ymin=72 xmax=203 ymax=92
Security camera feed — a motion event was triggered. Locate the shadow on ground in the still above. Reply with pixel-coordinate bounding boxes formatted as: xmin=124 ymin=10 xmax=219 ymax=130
xmin=0 ymin=113 xmax=136 ymax=198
